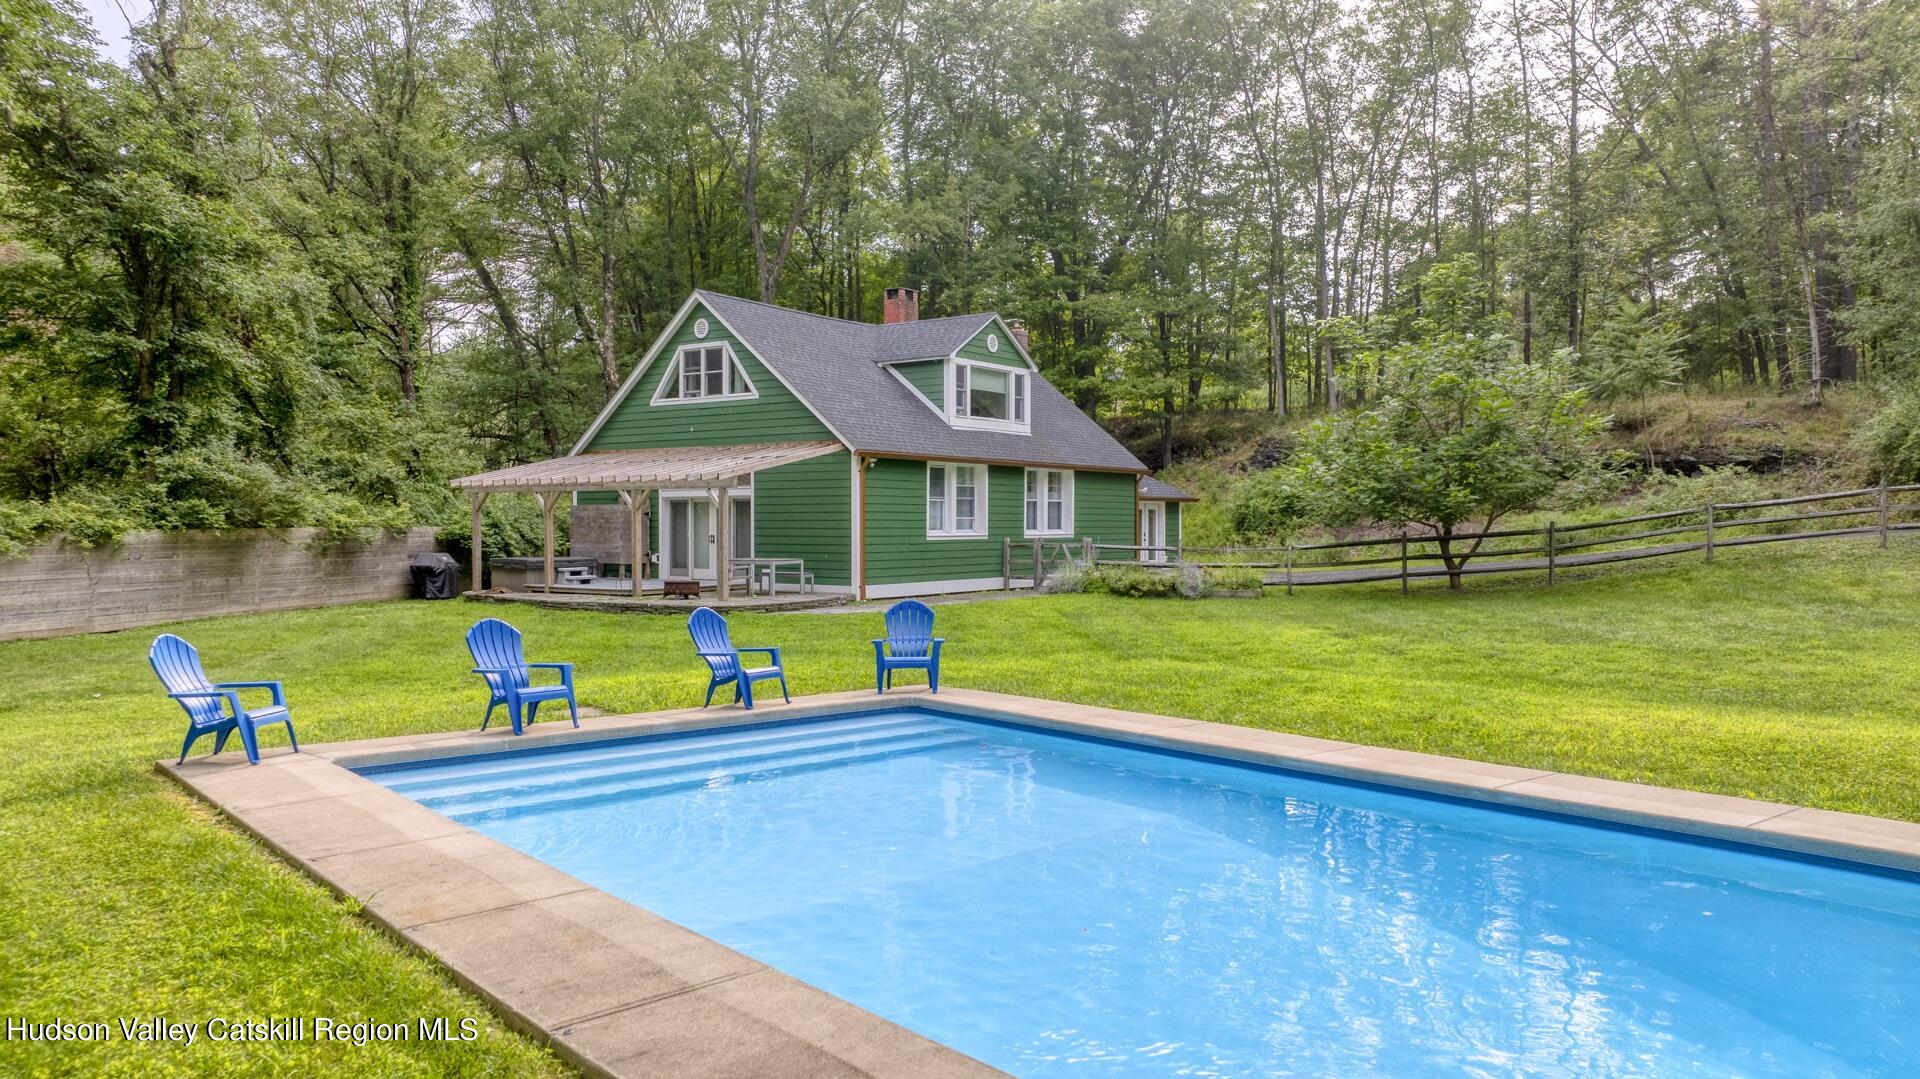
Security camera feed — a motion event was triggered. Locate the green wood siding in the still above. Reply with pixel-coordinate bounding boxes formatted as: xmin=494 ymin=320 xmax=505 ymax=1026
xmin=1167 ymin=502 xmax=1182 ymax=547
xmin=1073 ymin=470 xmax=1137 ymax=548
xmin=893 ymin=360 xmax=945 ymax=410
xmin=954 ymin=321 xmax=1029 ymax=370
xmin=862 ymin=458 xmax=1137 ymax=586
xmin=583 ymin=301 xmax=835 ymax=451
xmin=753 ymin=450 xmax=851 ymax=586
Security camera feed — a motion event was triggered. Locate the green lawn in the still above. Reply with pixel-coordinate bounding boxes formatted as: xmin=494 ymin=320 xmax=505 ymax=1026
xmin=3 ymin=536 xmax=1918 ymax=1074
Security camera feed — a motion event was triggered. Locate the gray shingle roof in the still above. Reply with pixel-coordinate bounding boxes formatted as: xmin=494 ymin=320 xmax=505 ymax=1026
xmin=1139 ymin=476 xmax=1197 ymax=502
xmin=695 ymin=290 xmax=1145 ymax=473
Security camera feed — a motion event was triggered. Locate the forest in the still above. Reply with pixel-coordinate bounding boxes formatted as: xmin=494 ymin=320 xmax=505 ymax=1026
xmin=1 ymin=0 xmax=1916 ymax=550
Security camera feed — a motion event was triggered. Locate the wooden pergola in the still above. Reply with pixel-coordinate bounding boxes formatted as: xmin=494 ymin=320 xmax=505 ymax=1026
xmin=451 ymin=441 xmax=842 ymax=601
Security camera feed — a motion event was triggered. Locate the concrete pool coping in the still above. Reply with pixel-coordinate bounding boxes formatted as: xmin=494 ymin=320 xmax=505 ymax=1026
xmin=159 ymin=688 xmax=1920 ymax=1077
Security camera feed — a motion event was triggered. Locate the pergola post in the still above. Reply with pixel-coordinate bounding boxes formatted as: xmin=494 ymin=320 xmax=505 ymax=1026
xmin=469 ymin=491 xmax=488 ymax=593
xmin=712 ymin=485 xmax=731 ymax=601
xmin=538 ymin=491 xmax=561 ymax=592
xmin=620 ymin=488 xmax=650 ymax=599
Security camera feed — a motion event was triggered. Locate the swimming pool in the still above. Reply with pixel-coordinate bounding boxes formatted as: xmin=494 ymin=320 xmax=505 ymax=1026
xmin=364 ymin=708 xmax=1920 ymax=1076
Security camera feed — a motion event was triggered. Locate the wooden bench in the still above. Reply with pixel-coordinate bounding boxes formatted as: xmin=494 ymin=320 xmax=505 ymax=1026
xmin=661 ymin=579 xmax=701 ymax=599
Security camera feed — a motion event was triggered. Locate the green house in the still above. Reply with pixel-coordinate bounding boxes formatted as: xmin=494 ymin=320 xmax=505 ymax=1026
xmin=454 ymin=288 xmax=1192 ymax=600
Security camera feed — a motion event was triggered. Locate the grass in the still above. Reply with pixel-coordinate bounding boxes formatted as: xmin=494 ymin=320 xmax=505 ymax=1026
xmin=3 ymin=536 xmax=1918 ymax=1073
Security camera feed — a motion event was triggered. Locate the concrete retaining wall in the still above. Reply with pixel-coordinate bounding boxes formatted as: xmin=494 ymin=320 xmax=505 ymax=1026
xmin=0 ymin=527 xmax=442 ymax=642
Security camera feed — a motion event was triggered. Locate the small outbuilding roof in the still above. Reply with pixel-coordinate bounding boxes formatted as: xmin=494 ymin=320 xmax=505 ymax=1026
xmin=451 ymin=441 xmax=843 ymax=493
xmin=1139 ymin=476 xmax=1197 ymax=502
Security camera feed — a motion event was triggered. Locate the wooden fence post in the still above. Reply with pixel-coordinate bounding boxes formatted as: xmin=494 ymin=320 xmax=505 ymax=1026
xmin=1002 ymin=537 xmax=1011 ymax=590
xmin=1705 ymin=503 xmax=1715 ymax=562
xmin=1546 ymin=521 xmax=1557 ymax=585
xmin=1031 ymin=538 xmax=1044 ymax=589
xmin=1082 ymin=536 xmax=1094 ymax=565
xmin=1879 ymin=479 xmax=1890 ymax=548
xmin=1285 ymin=542 xmax=1294 ymax=596
xmin=1399 ymin=532 xmax=1409 ymax=595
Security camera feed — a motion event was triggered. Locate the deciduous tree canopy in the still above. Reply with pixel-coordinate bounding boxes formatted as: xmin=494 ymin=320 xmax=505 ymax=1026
xmin=1 ymin=0 xmax=1915 ymax=545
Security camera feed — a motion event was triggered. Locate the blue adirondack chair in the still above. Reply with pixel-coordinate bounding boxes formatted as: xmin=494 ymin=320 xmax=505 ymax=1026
xmin=465 ymin=618 xmax=579 ymax=735
xmin=689 ymin=607 xmax=789 ymax=709
xmin=873 ymin=599 xmax=944 ymax=693
xmin=150 ymin=634 xmax=299 ymax=765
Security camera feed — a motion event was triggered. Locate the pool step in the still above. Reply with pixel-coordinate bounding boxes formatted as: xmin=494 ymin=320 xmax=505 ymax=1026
xmin=406 ymin=721 xmax=959 ymax=808
xmin=380 ymin=713 xmax=944 ymax=796
xmin=398 ymin=720 xmax=975 ymax=819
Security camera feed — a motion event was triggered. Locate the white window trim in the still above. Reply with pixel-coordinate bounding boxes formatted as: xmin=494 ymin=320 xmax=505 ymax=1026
xmin=925 ymin=461 xmax=989 ymax=539
xmin=650 ymin=341 xmax=758 ymax=406
xmin=948 ymin=358 xmax=1031 ymax=434
xmin=1023 ymin=468 xmax=1074 ymax=537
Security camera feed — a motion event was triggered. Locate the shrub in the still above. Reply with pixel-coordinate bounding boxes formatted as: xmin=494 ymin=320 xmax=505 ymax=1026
xmin=1086 ymin=565 xmax=1179 ymax=597
xmin=1040 ymin=562 xmax=1089 ymax=594
xmin=1855 ymin=381 xmax=1920 ymax=483
xmin=1072 ymin=564 xmax=1221 ymax=598
xmin=1204 ymin=566 xmax=1264 ymax=592
xmin=1226 ymin=468 xmax=1308 ymax=543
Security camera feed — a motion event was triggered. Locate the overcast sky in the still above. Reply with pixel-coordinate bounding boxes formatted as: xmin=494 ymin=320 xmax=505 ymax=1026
xmin=77 ymin=0 xmax=137 ymax=65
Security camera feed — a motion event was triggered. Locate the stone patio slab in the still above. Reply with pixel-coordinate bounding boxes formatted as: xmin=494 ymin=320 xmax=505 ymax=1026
xmin=407 ymin=889 xmax=765 ymax=1034
xmin=1492 ymin=772 xmax=1800 ymax=832
xmin=310 ymin=831 xmax=594 ymax=930
xmin=219 ymin=786 xmax=469 ymax=865
xmin=1749 ymin=807 xmax=1920 ymax=871
xmin=1128 ymin=722 xmax=1356 ymax=762
xmin=1288 ymin=743 xmax=1556 ymax=794
xmin=167 ymin=751 xmax=372 ymax=811
xmin=560 ymin=968 xmax=1000 ymax=1079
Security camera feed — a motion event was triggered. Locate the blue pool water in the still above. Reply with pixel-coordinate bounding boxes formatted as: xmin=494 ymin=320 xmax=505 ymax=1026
xmin=365 ymin=710 xmax=1920 ymax=1076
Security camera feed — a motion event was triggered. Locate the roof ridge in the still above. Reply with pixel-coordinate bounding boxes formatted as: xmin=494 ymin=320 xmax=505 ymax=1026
xmin=694 ymin=289 xmax=995 ymax=331
xmin=695 ymin=289 xmax=879 ymax=329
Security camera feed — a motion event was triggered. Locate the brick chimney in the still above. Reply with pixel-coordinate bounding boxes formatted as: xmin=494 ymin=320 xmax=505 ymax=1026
xmin=1006 ymin=318 xmax=1030 ymax=352
xmin=883 ymin=286 xmax=919 ymax=324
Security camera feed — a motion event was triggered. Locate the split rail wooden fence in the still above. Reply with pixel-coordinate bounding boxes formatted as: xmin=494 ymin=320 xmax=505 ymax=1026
xmin=1061 ymin=481 xmax=1920 ymax=593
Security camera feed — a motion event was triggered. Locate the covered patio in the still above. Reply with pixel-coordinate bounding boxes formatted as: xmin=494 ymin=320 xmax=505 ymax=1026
xmin=451 ymin=441 xmax=843 ymax=602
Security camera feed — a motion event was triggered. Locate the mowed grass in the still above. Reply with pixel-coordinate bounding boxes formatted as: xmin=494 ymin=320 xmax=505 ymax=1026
xmin=2 ymin=535 xmax=1917 ymax=1074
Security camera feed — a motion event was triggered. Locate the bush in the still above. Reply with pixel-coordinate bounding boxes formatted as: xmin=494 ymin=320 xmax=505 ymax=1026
xmin=1070 ymin=564 xmax=1219 ymax=598
xmin=1226 ymin=468 xmax=1308 ymax=543
xmin=1855 ymin=381 xmax=1920 ymax=483
xmin=436 ymin=495 xmax=560 ymax=564
xmin=1039 ymin=562 xmax=1088 ymax=594
xmin=0 ymin=489 xmax=146 ymax=556
xmin=1085 ymin=566 xmax=1179 ymax=597
xmin=1204 ymin=566 xmax=1264 ymax=592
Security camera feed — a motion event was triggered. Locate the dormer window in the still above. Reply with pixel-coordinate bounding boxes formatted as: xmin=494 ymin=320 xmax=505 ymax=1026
xmin=653 ymin=342 xmax=756 ymax=404
xmin=950 ymin=359 xmax=1029 ymax=432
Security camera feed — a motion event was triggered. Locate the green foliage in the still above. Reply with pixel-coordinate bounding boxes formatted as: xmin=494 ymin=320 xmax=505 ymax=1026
xmin=1855 ymin=381 xmax=1920 ymax=483
xmin=1226 ymin=469 xmax=1309 ymax=543
xmin=0 ymin=490 xmax=145 ymax=556
xmin=1292 ymin=267 xmax=1605 ymax=556
xmin=1581 ymin=300 xmax=1687 ymax=419
xmin=1079 ymin=563 xmax=1211 ymax=598
xmin=1 ymin=0 xmax=1908 ymax=549
xmin=1085 ymin=566 xmax=1181 ymax=598
xmin=1203 ymin=566 xmax=1264 ymax=592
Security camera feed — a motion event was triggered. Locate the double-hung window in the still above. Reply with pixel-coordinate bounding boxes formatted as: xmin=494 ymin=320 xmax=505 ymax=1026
xmin=926 ymin=463 xmax=985 ymax=537
xmin=655 ymin=343 xmax=754 ymax=402
xmin=950 ymin=361 xmax=1029 ymax=430
xmin=1023 ymin=468 xmax=1071 ymax=535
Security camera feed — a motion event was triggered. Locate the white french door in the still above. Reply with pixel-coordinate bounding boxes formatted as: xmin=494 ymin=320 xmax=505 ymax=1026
xmin=1138 ymin=502 xmax=1166 ymax=563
